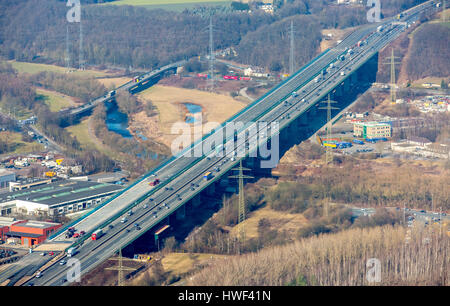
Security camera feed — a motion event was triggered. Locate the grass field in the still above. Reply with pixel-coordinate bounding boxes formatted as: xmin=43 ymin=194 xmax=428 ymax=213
xmin=229 ymin=205 xmax=309 ymax=240
xmin=7 ymin=60 xmax=108 ymax=78
xmin=36 ymin=88 xmax=76 ymax=112
xmin=0 ymin=131 xmax=44 ymax=155
xmin=129 ymin=252 xmax=228 ymax=285
xmin=65 ymin=119 xmax=121 ymax=160
xmin=100 ymin=0 xmax=231 ymax=11
xmin=135 ymin=85 xmax=246 ymax=148
xmin=97 ymin=77 xmax=133 ymax=89
xmin=103 ymin=0 xmax=230 ymax=5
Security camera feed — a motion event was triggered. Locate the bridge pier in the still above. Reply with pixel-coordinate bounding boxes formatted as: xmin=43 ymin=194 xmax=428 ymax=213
xmin=335 ymin=84 xmax=343 ymax=97
xmin=191 ymin=194 xmax=201 ymax=207
xmin=350 ymin=72 xmax=358 ymax=86
xmin=176 ymin=205 xmax=186 ymax=220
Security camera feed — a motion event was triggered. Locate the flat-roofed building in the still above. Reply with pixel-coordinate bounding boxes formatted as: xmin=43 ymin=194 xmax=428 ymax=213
xmin=5 ymin=220 xmax=61 ymax=247
xmin=0 ymin=179 xmax=124 ymax=217
xmin=0 ymin=169 xmax=15 ymax=189
xmin=353 ymin=121 xmax=391 ymax=139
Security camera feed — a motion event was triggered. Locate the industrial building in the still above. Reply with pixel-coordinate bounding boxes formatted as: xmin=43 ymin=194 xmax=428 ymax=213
xmin=0 ymin=169 xmax=16 ymax=189
xmin=0 ymin=217 xmax=61 ymax=247
xmin=353 ymin=121 xmax=391 ymax=139
xmin=0 ymin=180 xmax=124 ymax=217
xmin=9 ymin=177 xmax=53 ymax=192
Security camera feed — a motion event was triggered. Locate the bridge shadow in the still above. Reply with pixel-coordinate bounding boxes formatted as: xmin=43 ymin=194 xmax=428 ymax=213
xmin=121 ymin=53 xmax=379 ymax=256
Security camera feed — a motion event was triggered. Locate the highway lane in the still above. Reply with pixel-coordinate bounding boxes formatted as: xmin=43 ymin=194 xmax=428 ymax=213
xmin=44 ymin=0 xmax=442 ymax=244
xmin=31 ymin=14 xmax=414 ymax=287
xmin=14 ymin=1 xmax=442 ymax=286
xmin=68 ymin=61 xmax=186 ymax=117
xmin=49 ymin=21 xmax=376 ymax=243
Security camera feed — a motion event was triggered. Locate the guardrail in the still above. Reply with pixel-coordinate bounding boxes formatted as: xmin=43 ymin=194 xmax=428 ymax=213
xmin=48 ymin=29 xmax=359 ymax=244
xmin=48 ymin=48 xmax=339 ymax=242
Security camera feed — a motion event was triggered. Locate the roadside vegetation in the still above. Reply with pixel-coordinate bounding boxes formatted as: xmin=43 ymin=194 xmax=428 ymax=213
xmin=0 ymin=0 xmax=427 ymax=73
xmin=189 ymin=225 xmax=449 ymax=285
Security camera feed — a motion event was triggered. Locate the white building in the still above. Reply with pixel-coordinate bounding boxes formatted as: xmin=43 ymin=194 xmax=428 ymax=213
xmin=0 ymin=169 xmax=16 ymax=189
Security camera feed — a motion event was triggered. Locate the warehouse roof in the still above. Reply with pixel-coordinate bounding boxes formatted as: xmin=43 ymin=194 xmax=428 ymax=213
xmin=6 ymin=231 xmax=43 ymax=238
xmin=14 ymin=220 xmax=60 ymax=229
xmin=0 ymin=179 xmax=123 ymax=207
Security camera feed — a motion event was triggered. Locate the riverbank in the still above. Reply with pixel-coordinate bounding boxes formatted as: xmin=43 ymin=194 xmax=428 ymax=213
xmin=133 ymin=85 xmax=246 ymax=148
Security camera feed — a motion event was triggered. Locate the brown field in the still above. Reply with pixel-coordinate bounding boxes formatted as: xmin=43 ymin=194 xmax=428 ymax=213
xmin=228 ymin=205 xmax=309 ymax=240
xmin=133 ymin=85 xmax=246 ymax=148
xmin=190 ymin=225 xmax=450 ymax=286
xmin=320 ymin=28 xmax=354 ymax=52
xmin=97 ymin=77 xmax=133 ymax=89
xmin=128 ymin=252 xmax=229 ymax=285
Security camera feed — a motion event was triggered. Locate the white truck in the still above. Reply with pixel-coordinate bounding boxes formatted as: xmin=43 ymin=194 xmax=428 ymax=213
xmin=67 ymin=247 xmax=78 ymax=257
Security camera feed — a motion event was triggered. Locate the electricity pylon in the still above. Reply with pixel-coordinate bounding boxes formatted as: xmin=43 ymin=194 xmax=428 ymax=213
xmin=79 ymin=20 xmax=84 ymax=70
xmin=105 ymin=249 xmax=136 ymax=286
xmin=66 ymin=25 xmax=71 ymax=72
xmin=318 ymin=94 xmax=339 ymax=164
xmin=443 ymin=0 xmax=447 ymax=22
xmin=229 ymin=160 xmax=253 ymax=251
xmin=383 ymin=48 xmax=401 ymax=103
xmin=289 ymin=20 xmax=295 ymax=76
xmin=208 ymin=17 xmax=215 ymax=91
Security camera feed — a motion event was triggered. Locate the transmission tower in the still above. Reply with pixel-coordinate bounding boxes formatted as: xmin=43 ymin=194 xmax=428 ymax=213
xmin=105 ymin=249 xmax=136 ymax=286
xmin=229 ymin=160 xmax=253 ymax=251
xmin=65 ymin=25 xmax=71 ymax=72
xmin=383 ymin=48 xmax=401 ymax=103
xmin=443 ymin=0 xmax=447 ymax=22
xmin=208 ymin=17 xmax=215 ymax=91
xmin=289 ymin=20 xmax=295 ymax=76
xmin=79 ymin=19 xmax=84 ymax=70
xmin=318 ymin=94 xmax=339 ymax=164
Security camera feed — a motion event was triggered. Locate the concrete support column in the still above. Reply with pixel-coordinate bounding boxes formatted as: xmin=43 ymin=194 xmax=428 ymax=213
xmin=344 ymin=78 xmax=350 ymax=92
xmin=191 ymin=194 xmax=201 ymax=207
xmin=298 ymin=113 xmax=308 ymax=126
xmin=206 ymin=182 xmax=215 ymax=196
xmin=351 ymin=72 xmax=358 ymax=85
xmin=176 ymin=205 xmax=186 ymax=220
xmin=335 ymin=85 xmax=342 ymax=97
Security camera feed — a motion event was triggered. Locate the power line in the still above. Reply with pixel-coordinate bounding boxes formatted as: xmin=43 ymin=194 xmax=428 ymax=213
xmin=318 ymin=94 xmax=339 ymax=164
xmin=208 ymin=16 xmax=215 ymax=91
xmin=289 ymin=20 xmax=295 ymax=76
xmin=229 ymin=160 xmax=253 ymax=253
xmin=65 ymin=25 xmax=71 ymax=72
xmin=79 ymin=20 xmax=84 ymax=70
xmin=105 ymin=248 xmax=136 ymax=286
xmin=383 ymin=48 xmax=401 ymax=103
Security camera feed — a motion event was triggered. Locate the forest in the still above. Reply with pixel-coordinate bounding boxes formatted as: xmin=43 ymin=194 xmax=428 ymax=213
xmin=189 ymin=225 xmax=449 ymax=285
xmin=405 ymin=22 xmax=450 ymax=80
xmin=0 ymin=0 xmax=430 ymax=73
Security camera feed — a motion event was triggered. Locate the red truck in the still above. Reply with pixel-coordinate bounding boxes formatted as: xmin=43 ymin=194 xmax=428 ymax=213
xmin=149 ymin=178 xmax=160 ymax=186
xmin=91 ymin=229 xmax=104 ymax=241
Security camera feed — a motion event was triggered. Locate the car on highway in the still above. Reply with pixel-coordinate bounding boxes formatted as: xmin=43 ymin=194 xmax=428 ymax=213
xmin=35 ymin=271 xmax=42 ymax=278
xmin=121 ymin=217 xmax=127 ymax=223
xmin=59 ymin=260 xmax=66 ymax=265
xmin=128 ymin=210 xmax=133 ymax=216
xmin=40 ymin=252 xmax=46 ymax=256
xmin=143 ymin=204 xmax=148 ymax=209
